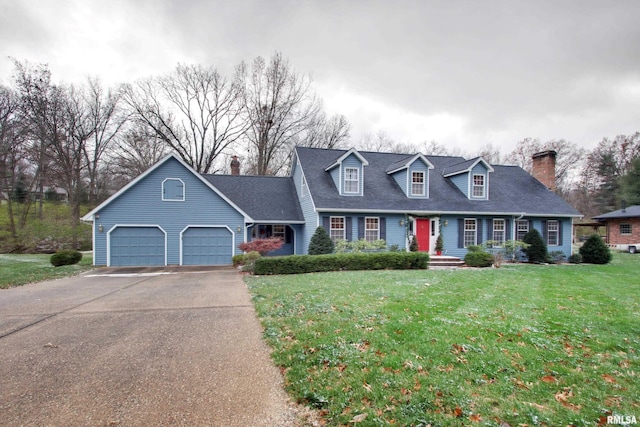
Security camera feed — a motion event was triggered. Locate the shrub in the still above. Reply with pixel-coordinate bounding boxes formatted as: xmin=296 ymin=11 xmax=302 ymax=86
xmin=232 ymin=254 xmax=245 ymax=267
xmin=308 ymin=227 xmax=334 ymax=255
xmin=50 ymin=249 xmax=83 ymax=267
xmin=579 ymin=234 xmax=612 ymax=264
xmin=241 ymin=251 xmax=261 ymax=273
xmin=466 ymin=245 xmax=483 ymax=253
xmin=409 ymin=236 xmax=418 ymax=252
xmin=334 ymin=239 xmax=386 ymax=253
xmin=253 ymin=252 xmax=430 ymax=275
xmin=238 ymin=238 xmax=283 ymax=256
xmin=464 ymin=250 xmax=494 ymax=268
xmin=569 ymin=253 xmax=582 ymax=264
xmin=522 ymin=228 xmax=548 ymax=263
xmin=549 ymin=250 xmax=566 ymax=263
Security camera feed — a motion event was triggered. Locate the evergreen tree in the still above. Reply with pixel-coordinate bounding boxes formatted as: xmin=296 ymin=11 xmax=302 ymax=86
xmin=522 ymin=228 xmax=548 ymax=263
xmin=579 ymin=234 xmax=612 ymax=264
xmin=308 ymin=226 xmax=334 ymax=255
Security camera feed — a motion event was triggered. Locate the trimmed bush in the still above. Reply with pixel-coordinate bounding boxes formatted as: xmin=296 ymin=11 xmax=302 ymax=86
xmin=569 ymin=253 xmax=582 ymax=264
xmin=464 ymin=250 xmax=494 ymax=268
xmin=522 ymin=228 xmax=548 ymax=263
xmin=579 ymin=234 xmax=612 ymax=264
xmin=238 ymin=238 xmax=283 ymax=256
xmin=254 ymin=252 xmax=430 ymax=275
xmin=232 ymin=254 xmax=245 ymax=267
xmin=308 ymin=227 xmax=334 ymax=255
xmin=50 ymin=249 xmax=83 ymax=267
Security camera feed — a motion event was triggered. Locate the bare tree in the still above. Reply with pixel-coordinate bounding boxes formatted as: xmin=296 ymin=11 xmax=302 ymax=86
xmin=505 ymin=138 xmax=585 ymax=194
xmin=356 ymin=130 xmax=414 ymax=153
xmin=122 ymin=63 xmax=246 ymax=174
xmin=473 ymin=142 xmax=502 ymax=165
xmin=110 ymin=120 xmax=170 ymax=183
xmin=298 ymin=112 xmax=351 ymax=149
xmin=83 ymin=77 xmax=127 ymax=205
xmin=238 ymin=52 xmax=323 ymax=175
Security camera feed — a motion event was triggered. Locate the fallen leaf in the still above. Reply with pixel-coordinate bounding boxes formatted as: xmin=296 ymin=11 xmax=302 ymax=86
xmin=469 ymin=413 xmax=482 ymax=422
xmin=602 ymin=374 xmax=617 ymax=383
xmin=453 ymin=406 xmax=463 ymax=417
xmin=541 ymin=375 xmax=557 ymax=383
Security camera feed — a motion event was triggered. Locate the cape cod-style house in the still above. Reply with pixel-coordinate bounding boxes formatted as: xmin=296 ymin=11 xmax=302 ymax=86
xmin=82 ymin=147 xmax=581 ymax=266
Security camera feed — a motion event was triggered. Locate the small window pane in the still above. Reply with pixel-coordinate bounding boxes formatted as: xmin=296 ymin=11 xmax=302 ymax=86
xmin=547 ymin=221 xmax=559 ymax=246
xmin=330 ymin=217 xmax=345 ymax=242
xmin=344 ymin=168 xmax=359 ymax=193
xmin=464 ymin=219 xmax=476 ymax=247
xmin=620 ymin=224 xmax=632 ymax=235
xmin=472 ymin=175 xmax=485 ymax=198
xmin=516 ymin=220 xmax=529 ymax=241
xmin=365 ymin=217 xmax=379 ymax=242
xmin=411 ymin=172 xmax=425 ymax=196
xmin=493 ymin=219 xmax=505 ymax=246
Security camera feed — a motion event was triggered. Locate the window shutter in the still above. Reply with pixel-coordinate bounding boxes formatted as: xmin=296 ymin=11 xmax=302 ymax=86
xmin=558 ymin=221 xmax=563 ymax=246
xmin=458 ymin=219 xmax=464 ymax=248
xmin=380 ymin=217 xmax=386 ymax=240
xmin=542 ymin=220 xmax=548 ymax=244
xmin=358 ymin=217 xmax=365 ymax=240
xmin=477 ymin=219 xmax=483 ymax=245
xmin=505 ymin=219 xmax=511 ymax=240
xmin=323 ymin=216 xmax=330 ymax=232
xmin=487 ymin=219 xmax=494 ymax=242
xmin=528 ymin=220 xmax=533 ymax=232
xmin=346 ymin=217 xmax=353 ymax=241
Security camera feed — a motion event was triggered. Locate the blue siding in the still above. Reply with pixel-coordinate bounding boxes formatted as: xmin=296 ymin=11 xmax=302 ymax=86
xmin=292 ymin=159 xmax=319 ymax=254
xmin=449 ymin=173 xmax=469 ymax=198
xmin=93 ymin=157 xmax=245 ymax=266
xmin=442 ymin=215 xmax=573 ymax=259
xmin=391 ymin=169 xmax=408 ymax=194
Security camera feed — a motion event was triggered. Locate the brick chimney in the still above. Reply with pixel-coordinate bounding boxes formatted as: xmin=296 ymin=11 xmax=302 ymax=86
xmin=531 ymin=150 xmax=557 ymax=191
xmin=230 ymin=156 xmax=240 ymax=175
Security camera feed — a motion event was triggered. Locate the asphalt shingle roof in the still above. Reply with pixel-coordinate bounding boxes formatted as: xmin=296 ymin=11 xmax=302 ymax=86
xmin=203 ymin=175 xmax=304 ymax=222
xmin=295 ymin=146 xmax=582 ymax=217
xmin=593 ymin=205 xmax=640 ymax=220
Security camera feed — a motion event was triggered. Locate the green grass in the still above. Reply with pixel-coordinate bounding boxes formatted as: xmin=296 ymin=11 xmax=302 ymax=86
xmin=246 ymin=253 xmax=640 ymax=427
xmin=0 ymin=253 xmax=93 ymax=289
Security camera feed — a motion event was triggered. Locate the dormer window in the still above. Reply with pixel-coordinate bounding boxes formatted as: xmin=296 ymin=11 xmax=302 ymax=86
xmin=472 ymin=174 xmax=485 ymax=198
xmin=344 ymin=167 xmax=359 ymax=193
xmin=411 ymin=172 xmax=425 ymax=196
xmin=162 ymin=178 xmax=185 ymax=201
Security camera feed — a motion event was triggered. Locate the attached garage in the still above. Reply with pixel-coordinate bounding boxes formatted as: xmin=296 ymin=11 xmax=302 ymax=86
xmin=181 ymin=226 xmax=233 ymax=265
xmin=109 ymin=226 xmax=166 ymax=266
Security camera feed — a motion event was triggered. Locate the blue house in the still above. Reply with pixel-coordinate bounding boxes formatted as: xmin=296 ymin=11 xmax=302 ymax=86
xmin=83 ymin=148 xmax=581 ymax=266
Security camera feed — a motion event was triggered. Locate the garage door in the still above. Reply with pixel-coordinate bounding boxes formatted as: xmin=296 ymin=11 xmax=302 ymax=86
xmin=110 ymin=226 xmax=165 ymax=266
xmin=182 ymin=227 xmax=233 ymax=265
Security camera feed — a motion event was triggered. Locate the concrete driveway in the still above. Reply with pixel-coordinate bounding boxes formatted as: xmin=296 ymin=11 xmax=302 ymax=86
xmin=0 ymin=268 xmax=301 ymax=426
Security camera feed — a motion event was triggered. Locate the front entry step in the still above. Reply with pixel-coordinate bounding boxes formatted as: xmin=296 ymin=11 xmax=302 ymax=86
xmin=429 ymin=255 xmax=464 ymax=268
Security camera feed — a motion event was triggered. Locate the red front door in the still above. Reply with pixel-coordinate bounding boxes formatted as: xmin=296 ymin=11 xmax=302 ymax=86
xmin=415 ymin=219 xmax=430 ymax=252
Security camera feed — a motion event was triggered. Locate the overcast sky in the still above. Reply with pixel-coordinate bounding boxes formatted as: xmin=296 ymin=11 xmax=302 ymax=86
xmin=1 ymin=0 xmax=639 ymax=155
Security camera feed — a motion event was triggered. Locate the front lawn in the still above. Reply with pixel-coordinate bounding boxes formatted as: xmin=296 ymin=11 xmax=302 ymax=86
xmin=0 ymin=253 xmax=93 ymax=289
xmin=246 ymin=254 xmax=639 ymax=426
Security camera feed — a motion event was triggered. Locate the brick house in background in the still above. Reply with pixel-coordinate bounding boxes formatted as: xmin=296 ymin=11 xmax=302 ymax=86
xmin=593 ymin=205 xmax=640 ymax=253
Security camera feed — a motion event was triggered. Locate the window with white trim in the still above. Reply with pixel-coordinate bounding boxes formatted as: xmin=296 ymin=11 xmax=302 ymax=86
xmin=516 ymin=220 xmax=529 ymax=241
xmin=492 ymin=219 xmax=505 ymax=246
xmin=330 ymin=217 xmax=345 ymax=242
xmin=464 ymin=219 xmax=477 ymax=247
xmin=162 ymin=178 xmax=185 ymax=201
xmin=273 ymin=225 xmax=286 ymax=241
xmin=472 ymin=174 xmax=485 ymax=198
xmin=365 ymin=217 xmax=379 ymax=242
xmin=411 ymin=171 xmax=425 ymax=196
xmin=547 ymin=220 xmax=559 ymax=246
xmin=344 ymin=167 xmax=359 ymax=193
xmin=620 ymin=224 xmax=632 ymax=235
